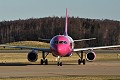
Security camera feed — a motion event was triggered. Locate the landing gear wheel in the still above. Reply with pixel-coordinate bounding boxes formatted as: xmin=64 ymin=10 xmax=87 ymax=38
xmin=45 ymin=59 xmax=48 ymax=65
xmin=57 ymin=62 xmax=62 ymax=66
xmin=83 ymin=59 xmax=85 ymax=65
xmin=41 ymin=59 xmax=44 ymax=65
xmin=60 ymin=62 xmax=62 ymax=66
xmin=41 ymin=59 xmax=48 ymax=65
xmin=78 ymin=59 xmax=81 ymax=65
xmin=77 ymin=51 xmax=86 ymax=65
xmin=41 ymin=51 xmax=49 ymax=65
xmin=57 ymin=62 xmax=60 ymax=66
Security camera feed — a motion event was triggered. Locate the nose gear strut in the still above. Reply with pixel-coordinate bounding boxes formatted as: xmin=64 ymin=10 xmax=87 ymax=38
xmin=57 ymin=56 xmax=62 ymax=66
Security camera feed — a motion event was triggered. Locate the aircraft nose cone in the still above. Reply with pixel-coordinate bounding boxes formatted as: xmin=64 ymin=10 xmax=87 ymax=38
xmin=56 ymin=45 xmax=68 ymax=56
xmin=57 ymin=46 xmax=64 ymax=53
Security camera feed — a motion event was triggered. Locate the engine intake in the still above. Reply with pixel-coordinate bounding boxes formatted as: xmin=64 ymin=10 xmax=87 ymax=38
xmin=86 ymin=51 xmax=96 ymax=61
xmin=27 ymin=50 xmax=38 ymax=62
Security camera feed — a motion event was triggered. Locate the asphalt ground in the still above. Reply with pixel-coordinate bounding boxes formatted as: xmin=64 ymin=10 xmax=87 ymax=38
xmin=0 ymin=60 xmax=120 ymax=78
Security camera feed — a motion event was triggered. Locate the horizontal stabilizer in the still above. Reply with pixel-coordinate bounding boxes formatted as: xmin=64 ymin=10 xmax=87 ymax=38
xmin=38 ymin=38 xmax=51 ymax=42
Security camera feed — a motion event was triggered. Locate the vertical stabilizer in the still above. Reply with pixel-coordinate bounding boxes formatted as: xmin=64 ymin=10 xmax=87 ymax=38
xmin=64 ymin=8 xmax=68 ymax=36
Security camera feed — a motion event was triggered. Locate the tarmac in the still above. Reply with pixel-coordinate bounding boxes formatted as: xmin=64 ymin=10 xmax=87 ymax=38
xmin=0 ymin=60 xmax=120 ymax=78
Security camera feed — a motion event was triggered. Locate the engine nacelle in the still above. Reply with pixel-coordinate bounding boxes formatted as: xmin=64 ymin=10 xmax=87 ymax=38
xmin=27 ymin=50 xmax=38 ymax=62
xmin=86 ymin=51 xmax=96 ymax=62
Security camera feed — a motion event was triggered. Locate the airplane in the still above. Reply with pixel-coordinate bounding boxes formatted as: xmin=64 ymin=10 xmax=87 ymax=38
xmin=1 ymin=8 xmax=120 ymax=66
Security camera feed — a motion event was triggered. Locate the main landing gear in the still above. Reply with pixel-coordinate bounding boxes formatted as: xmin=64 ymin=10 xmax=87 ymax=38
xmin=40 ymin=51 xmax=49 ymax=65
xmin=77 ymin=51 xmax=86 ymax=65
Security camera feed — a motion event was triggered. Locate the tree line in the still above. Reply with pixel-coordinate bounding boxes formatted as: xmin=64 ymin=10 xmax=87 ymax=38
xmin=0 ymin=17 xmax=120 ymax=48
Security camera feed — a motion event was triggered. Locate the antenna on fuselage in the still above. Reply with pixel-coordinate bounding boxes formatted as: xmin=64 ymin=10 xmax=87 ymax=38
xmin=64 ymin=8 xmax=68 ymax=36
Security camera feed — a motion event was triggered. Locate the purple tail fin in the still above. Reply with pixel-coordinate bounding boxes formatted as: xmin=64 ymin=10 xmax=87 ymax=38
xmin=64 ymin=8 xmax=68 ymax=36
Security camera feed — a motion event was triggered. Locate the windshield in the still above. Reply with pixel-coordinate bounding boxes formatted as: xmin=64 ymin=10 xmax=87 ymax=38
xmin=54 ymin=41 xmax=67 ymax=44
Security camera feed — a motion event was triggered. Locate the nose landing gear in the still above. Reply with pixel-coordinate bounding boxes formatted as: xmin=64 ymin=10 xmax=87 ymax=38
xmin=57 ymin=56 xmax=62 ymax=66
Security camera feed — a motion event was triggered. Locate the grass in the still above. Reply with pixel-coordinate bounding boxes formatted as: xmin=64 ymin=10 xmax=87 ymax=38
xmin=0 ymin=41 xmax=49 ymax=50
xmin=7 ymin=41 xmax=50 ymax=48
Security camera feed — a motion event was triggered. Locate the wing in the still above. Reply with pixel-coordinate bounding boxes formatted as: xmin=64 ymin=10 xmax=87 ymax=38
xmin=1 ymin=45 xmax=51 ymax=52
xmin=74 ymin=38 xmax=96 ymax=42
xmin=74 ymin=45 xmax=120 ymax=51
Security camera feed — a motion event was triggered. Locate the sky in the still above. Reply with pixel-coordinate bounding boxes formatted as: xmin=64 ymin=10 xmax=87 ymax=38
xmin=0 ymin=0 xmax=120 ymax=21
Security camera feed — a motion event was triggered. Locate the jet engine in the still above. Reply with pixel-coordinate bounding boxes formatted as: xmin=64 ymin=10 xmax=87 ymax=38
xmin=27 ymin=50 xmax=38 ymax=62
xmin=86 ymin=51 xmax=96 ymax=61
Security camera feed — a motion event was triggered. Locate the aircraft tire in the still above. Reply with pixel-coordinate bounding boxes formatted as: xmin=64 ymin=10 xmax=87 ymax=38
xmin=57 ymin=62 xmax=62 ymax=66
xmin=83 ymin=59 xmax=85 ymax=65
xmin=78 ymin=59 xmax=81 ymax=65
xmin=41 ymin=59 xmax=44 ymax=65
xmin=60 ymin=62 xmax=62 ymax=66
xmin=45 ymin=59 xmax=48 ymax=65
xmin=57 ymin=62 xmax=60 ymax=66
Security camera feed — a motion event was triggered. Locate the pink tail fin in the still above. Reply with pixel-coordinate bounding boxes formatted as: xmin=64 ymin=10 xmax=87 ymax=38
xmin=64 ymin=8 xmax=68 ymax=36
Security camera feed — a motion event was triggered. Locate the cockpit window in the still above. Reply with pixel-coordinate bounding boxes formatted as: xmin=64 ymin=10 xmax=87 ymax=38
xmin=59 ymin=41 xmax=64 ymax=44
xmin=64 ymin=41 xmax=67 ymax=44
xmin=54 ymin=41 xmax=58 ymax=44
xmin=54 ymin=41 xmax=67 ymax=44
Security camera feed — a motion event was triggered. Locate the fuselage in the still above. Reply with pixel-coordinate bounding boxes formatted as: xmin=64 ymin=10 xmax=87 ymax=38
xmin=50 ymin=35 xmax=74 ymax=57
xmin=50 ymin=8 xmax=74 ymax=57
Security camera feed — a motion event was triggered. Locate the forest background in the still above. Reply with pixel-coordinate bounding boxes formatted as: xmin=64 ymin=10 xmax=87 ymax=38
xmin=0 ymin=17 xmax=120 ymax=48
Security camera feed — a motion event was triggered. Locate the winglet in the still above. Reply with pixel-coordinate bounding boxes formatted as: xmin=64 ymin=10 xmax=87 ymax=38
xmin=64 ymin=8 xmax=68 ymax=36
